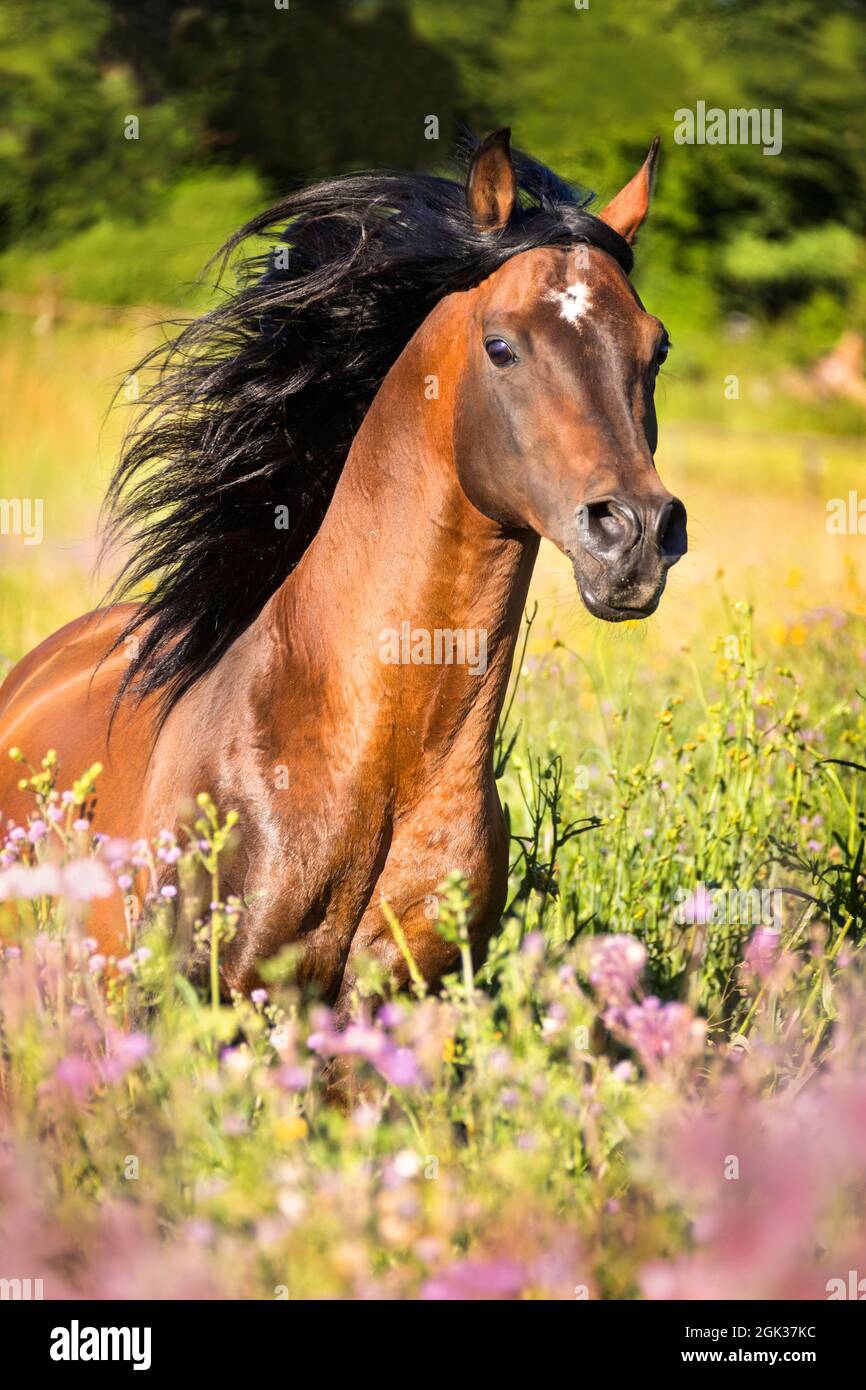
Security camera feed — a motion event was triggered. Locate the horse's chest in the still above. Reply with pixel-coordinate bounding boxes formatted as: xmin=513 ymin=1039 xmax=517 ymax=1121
xmin=260 ymin=781 xmax=501 ymax=930
xmin=344 ymin=782 xmax=509 ymax=954
xmin=284 ymin=787 xmax=501 ymax=915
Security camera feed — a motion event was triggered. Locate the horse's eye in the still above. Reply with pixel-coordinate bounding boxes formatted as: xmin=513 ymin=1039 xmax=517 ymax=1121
xmin=485 ymin=337 xmax=516 ymax=367
xmin=655 ymin=337 xmax=671 ymax=370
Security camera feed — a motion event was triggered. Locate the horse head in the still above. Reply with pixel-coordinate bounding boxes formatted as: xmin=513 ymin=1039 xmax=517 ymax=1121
xmin=453 ymin=129 xmax=687 ymax=620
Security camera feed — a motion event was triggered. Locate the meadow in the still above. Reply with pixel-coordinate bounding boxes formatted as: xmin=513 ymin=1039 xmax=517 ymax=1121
xmin=1 ymin=307 xmax=865 ymax=1299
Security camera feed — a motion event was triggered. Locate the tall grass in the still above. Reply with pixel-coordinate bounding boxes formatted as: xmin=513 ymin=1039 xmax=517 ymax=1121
xmin=0 ymin=611 xmax=864 ymax=1298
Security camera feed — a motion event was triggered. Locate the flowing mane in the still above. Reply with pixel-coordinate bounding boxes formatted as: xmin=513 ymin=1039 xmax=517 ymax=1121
xmin=103 ymin=140 xmax=634 ymax=718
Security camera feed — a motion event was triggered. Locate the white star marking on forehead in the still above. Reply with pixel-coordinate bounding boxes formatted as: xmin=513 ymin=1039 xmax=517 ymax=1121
xmin=546 ymin=277 xmax=592 ymax=327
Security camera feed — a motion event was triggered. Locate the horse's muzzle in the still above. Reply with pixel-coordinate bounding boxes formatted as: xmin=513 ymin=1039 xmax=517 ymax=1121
xmin=571 ymin=492 xmax=687 ymax=621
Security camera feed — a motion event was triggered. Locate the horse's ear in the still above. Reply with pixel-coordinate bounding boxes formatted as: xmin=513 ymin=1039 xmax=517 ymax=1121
xmin=466 ymin=128 xmax=517 ymax=231
xmin=599 ymin=137 xmax=660 ymax=244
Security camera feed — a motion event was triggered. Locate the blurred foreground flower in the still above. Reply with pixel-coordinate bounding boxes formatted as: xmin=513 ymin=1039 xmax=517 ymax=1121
xmin=0 ymin=857 xmax=114 ymax=901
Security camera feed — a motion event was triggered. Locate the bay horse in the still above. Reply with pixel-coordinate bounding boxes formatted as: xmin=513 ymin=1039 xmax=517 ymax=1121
xmin=0 ymin=131 xmax=686 ymax=1016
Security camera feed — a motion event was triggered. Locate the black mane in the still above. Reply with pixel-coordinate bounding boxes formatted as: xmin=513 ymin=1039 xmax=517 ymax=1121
xmin=103 ymin=141 xmax=634 ymax=719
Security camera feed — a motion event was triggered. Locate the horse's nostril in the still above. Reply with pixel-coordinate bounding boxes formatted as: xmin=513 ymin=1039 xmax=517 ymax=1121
xmin=656 ymin=498 xmax=688 ymax=563
xmin=579 ymin=497 xmax=641 ymax=558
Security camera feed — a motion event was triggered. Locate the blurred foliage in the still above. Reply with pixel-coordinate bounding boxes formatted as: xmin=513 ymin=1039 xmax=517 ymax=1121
xmin=723 ymin=226 xmax=864 ymax=305
xmin=0 ymin=172 xmax=265 ymax=306
xmin=0 ymin=0 xmax=195 ymax=240
xmin=1 ymin=0 xmax=865 ymax=355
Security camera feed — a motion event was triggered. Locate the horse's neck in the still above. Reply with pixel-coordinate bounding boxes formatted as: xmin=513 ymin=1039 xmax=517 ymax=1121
xmin=270 ymin=303 xmax=538 ymax=794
